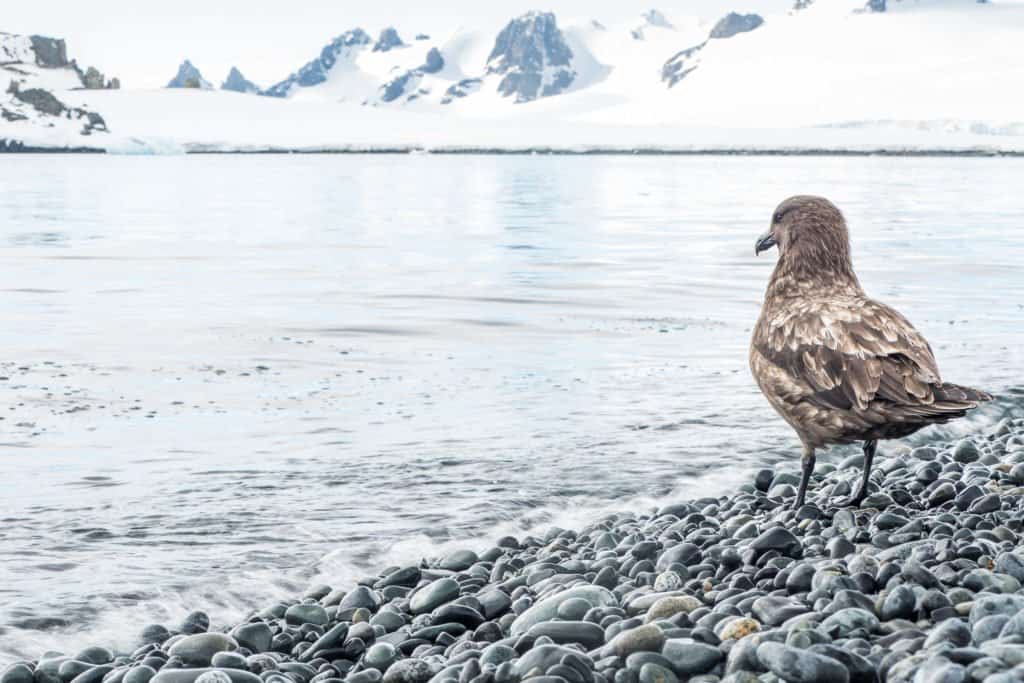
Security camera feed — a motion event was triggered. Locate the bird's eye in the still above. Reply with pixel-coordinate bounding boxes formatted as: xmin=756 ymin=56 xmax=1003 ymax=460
xmin=772 ymin=211 xmax=783 ymax=223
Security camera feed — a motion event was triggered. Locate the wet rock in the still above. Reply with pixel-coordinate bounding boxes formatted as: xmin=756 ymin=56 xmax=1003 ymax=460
xmin=608 ymin=625 xmax=666 ymax=658
xmin=820 ymin=608 xmax=878 ymax=638
xmin=510 ymin=585 xmax=616 ymax=635
xmin=661 ymin=639 xmax=722 ymax=676
xmin=953 ymin=439 xmax=980 ymax=463
xmin=410 ymin=578 xmax=461 ymax=615
xmin=150 ymin=671 xmax=261 ymax=683
xmin=756 ymin=642 xmax=849 ymax=683
xmin=752 ymin=596 xmax=808 ymax=626
xmin=230 ymin=623 xmax=272 ymax=653
xmin=749 ymin=528 xmax=801 ymax=558
xmin=645 ymin=596 xmax=702 ymax=623
xmin=167 ymin=634 xmax=238 ymax=667
xmin=2 ymin=664 xmax=34 ymax=683
xmin=381 ymin=659 xmax=434 ymax=683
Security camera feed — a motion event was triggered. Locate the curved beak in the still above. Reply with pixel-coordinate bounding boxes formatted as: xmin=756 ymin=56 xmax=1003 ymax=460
xmin=755 ymin=230 xmax=777 ymax=255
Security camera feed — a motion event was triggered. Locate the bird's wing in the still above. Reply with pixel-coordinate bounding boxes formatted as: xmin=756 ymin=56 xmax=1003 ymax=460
xmin=754 ymin=296 xmax=945 ymax=413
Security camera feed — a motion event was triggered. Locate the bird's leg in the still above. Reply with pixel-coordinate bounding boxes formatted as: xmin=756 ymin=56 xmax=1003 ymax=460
xmin=793 ymin=444 xmax=815 ymax=510
xmin=837 ymin=439 xmax=877 ymax=508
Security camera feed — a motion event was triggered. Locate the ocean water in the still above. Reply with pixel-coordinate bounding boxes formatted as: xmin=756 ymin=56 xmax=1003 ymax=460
xmin=1 ymin=154 xmax=1022 ymax=662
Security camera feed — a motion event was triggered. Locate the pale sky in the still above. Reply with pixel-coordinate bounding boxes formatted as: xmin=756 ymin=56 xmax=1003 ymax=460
xmin=3 ymin=1 xmax=778 ymax=88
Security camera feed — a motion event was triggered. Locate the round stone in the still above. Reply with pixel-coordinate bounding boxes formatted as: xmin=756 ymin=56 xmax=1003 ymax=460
xmin=510 ymin=585 xmax=616 ymax=635
xmin=364 ymin=643 xmax=398 ymax=671
xmin=880 ymin=585 xmax=916 ymax=621
xmin=1 ymin=664 xmax=33 ymax=683
xmin=439 ymin=550 xmax=478 ymax=571
xmin=644 ymin=596 xmax=702 ymax=623
xmin=527 ymin=621 xmax=605 ymax=650
xmin=819 ymin=608 xmax=878 ymax=638
xmin=953 ymin=439 xmax=980 ymax=463
xmin=661 ymin=639 xmax=722 ymax=676
xmin=609 ymin=624 xmax=665 ymax=658
xmin=410 ymin=578 xmax=461 ymax=615
xmin=230 ymin=622 xmax=272 ymax=653
xmin=340 ymin=586 xmax=381 ymax=611
xmin=381 ymin=659 xmax=434 ymax=683
xmin=749 ymin=527 xmax=801 ymax=558
xmin=123 ymin=667 xmax=157 ymax=683
xmin=194 ymin=673 xmax=232 ymax=683
xmin=140 ymin=624 xmax=171 ymax=646
xmin=638 ymin=663 xmax=677 ymax=683
xmin=653 ymin=572 xmax=683 ymax=592
xmin=717 ymin=617 xmax=761 ymax=641
xmin=556 ymin=597 xmax=593 ymax=621
xmin=167 ymin=634 xmax=238 ymax=667
xmin=284 ymin=603 xmax=329 ymax=626
xmin=756 ymin=642 xmax=849 ymax=683
xmin=181 ymin=612 xmax=210 ymax=634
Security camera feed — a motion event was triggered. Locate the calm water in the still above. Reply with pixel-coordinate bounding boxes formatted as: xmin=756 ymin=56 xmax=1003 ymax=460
xmin=1 ymin=154 xmax=1022 ymax=661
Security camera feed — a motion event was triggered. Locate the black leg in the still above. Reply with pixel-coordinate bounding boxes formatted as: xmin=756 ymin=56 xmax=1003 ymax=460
xmin=794 ymin=445 xmax=815 ymax=510
xmin=838 ymin=439 xmax=877 ymax=508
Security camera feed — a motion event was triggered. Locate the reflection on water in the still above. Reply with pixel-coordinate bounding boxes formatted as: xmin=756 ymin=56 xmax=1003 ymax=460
xmin=0 ymin=154 xmax=1022 ymax=661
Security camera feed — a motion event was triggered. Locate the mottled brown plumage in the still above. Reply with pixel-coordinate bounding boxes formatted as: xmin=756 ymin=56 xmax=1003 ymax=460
xmin=750 ymin=196 xmax=992 ymax=509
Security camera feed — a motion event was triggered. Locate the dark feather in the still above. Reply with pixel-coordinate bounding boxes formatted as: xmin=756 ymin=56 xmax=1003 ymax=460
xmin=750 ymin=195 xmax=991 ymax=449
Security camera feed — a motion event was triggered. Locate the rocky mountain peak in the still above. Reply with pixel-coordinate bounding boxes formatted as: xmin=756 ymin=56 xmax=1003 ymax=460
xmin=222 ymin=67 xmax=258 ymax=94
xmin=28 ymin=35 xmax=69 ymax=67
xmin=373 ymin=27 xmax=405 ymax=52
xmin=263 ymin=28 xmax=371 ymax=97
xmin=709 ymin=13 xmax=764 ymax=40
xmin=167 ymin=59 xmax=212 ymax=89
xmin=662 ymin=11 xmax=764 ymax=88
xmin=377 ymin=46 xmax=446 ymax=104
xmin=486 ymin=11 xmax=576 ymax=103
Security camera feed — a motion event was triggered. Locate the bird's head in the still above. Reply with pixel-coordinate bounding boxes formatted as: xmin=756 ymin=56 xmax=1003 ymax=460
xmin=755 ymin=196 xmax=853 ymax=274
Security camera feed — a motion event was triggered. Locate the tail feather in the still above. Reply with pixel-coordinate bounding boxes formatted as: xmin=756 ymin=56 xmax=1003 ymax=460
xmin=934 ymin=382 xmax=993 ymax=404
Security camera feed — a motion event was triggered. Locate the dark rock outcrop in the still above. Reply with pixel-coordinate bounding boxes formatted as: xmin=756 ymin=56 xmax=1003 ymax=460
xmin=5 ymin=80 xmax=107 ymax=134
xmin=373 ymin=27 xmax=405 ymax=52
xmin=72 ymin=62 xmax=120 ymax=89
xmin=709 ymin=12 xmax=764 ymax=39
xmin=28 ymin=35 xmax=68 ymax=67
xmin=1 ymin=106 xmax=28 ymax=122
xmin=380 ymin=71 xmax=417 ymax=103
xmin=221 ymin=67 xmax=258 ymax=94
xmin=662 ymin=12 xmax=764 ymax=87
xmin=867 ymin=0 xmax=886 ymax=11
xmin=10 ymin=83 xmax=65 ymax=116
xmin=485 ymin=11 xmax=575 ymax=103
xmin=422 ymin=47 xmax=444 ymax=74
xmin=166 ymin=60 xmax=212 ymax=89
xmin=378 ymin=47 xmax=445 ymax=104
xmin=661 ymin=44 xmax=704 ymax=87
xmin=82 ymin=66 xmax=104 ymax=89
xmin=263 ymin=29 xmax=371 ymax=97
xmin=441 ymin=78 xmax=481 ymax=105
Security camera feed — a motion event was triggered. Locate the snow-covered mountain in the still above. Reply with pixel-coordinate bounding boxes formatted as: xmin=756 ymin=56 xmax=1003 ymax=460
xmin=221 ymin=67 xmax=258 ymax=94
xmin=662 ymin=12 xmax=764 ymax=87
xmin=0 ymin=32 xmax=115 ymax=150
xmin=3 ymin=1 xmax=1024 ymax=153
xmin=166 ymin=60 xmax=213 ymax=89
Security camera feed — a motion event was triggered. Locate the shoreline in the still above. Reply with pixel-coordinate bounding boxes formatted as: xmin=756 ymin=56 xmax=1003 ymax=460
xmin=5 ymin=142 xmax=1024 ymax=157
xmin=4 ymin=417 xmax=1024 ymax=683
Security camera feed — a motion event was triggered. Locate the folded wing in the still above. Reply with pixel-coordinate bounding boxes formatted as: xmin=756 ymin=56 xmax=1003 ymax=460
xmin=755 ymin=298 xmax=988 ymax=427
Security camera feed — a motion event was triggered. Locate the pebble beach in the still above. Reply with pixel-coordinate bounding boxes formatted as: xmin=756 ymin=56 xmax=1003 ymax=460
xmin=6 ymin=415 xmax=1024 ymax=683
